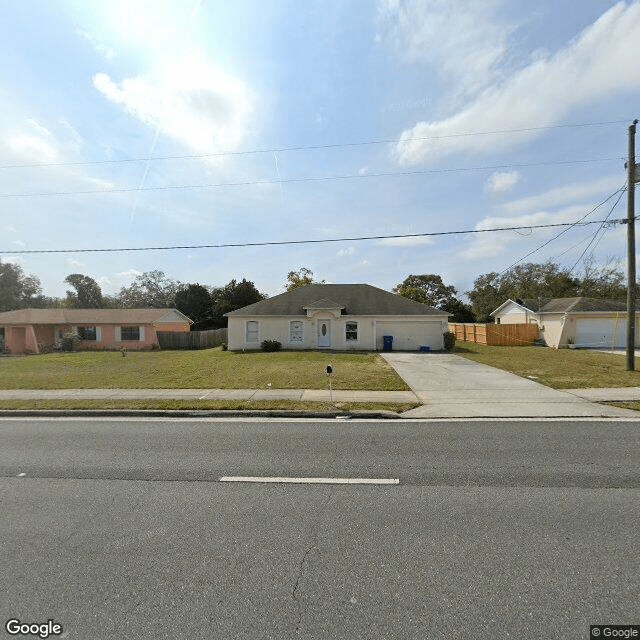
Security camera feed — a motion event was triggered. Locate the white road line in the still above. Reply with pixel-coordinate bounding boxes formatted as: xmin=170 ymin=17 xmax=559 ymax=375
xmin=219 ymin=476 xmax=400 ymax=485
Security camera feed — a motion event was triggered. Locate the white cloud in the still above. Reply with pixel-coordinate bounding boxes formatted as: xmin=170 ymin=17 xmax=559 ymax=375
xmin=93 ymin=57 xmax=252 ymax=158
xmin=379 ymin=0 xmax=516 ymax=98
xmin=486 ymin=170 xmax=520 ymax=194
xmin=12 ymin=240 xmax=26 ymax=248
xmin=501 ymin=175 xmax=623 ymax=215
xmin=66 ymin=258 xmax=84 ymax=268
xmin=394 ymin=2 xmax=640 ymax=164
xmin=79 ymin=30 xmax=116 ymax=60
xmin=8 ymin=133 xmax=59 ymax=163
xmin=337 ymin=246 xmax=355 ymax=256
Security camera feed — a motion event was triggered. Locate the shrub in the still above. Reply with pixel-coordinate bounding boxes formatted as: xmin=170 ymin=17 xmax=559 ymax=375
xmin=221 ymin=342 xmax=228 ymax=351
xmin=443 ymin=331 xmax=456 ymax=352
xmin=261 ymin=339 xmax=282 ymax=352
xmin=62 ymin=331 xmax=80 ymax=352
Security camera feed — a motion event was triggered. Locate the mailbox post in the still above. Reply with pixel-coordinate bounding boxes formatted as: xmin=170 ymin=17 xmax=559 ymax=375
xmin=326 ymin=364 xmax=333 ymax=410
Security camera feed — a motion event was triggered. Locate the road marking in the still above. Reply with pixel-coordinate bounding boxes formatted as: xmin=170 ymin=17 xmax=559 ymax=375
xmin=219 ymin=476 xmax=399 ymax=485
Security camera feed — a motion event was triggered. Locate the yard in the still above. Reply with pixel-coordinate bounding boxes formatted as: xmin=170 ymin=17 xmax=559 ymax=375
xmin=454 ymin=341 xmax=640 ymax=389
xmin=0 ymin=348 xmax=409 ymax=391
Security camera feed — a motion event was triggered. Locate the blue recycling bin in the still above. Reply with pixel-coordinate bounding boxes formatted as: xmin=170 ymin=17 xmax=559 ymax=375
xmin=382 ymin=335 xmax=393 ymax=351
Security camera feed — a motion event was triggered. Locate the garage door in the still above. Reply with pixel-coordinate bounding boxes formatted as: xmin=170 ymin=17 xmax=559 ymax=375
xmin=376 ymin=321 xmax=444 ymax=351
xmin=575 ymin=318 xmax=626 ymax=349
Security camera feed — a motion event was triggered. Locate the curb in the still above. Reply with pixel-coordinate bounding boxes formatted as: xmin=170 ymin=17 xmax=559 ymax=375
xmin=0 ymin=409 xmax=403 ymax=420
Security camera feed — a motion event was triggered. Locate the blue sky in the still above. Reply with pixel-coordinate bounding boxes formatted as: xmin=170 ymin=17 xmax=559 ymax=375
xmin=1 ymin=0 xmax=639 ymax=300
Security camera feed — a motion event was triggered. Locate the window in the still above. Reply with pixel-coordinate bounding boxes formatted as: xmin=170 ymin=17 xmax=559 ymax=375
xmin=77 ymin=326 xmax=97 ymax=341
xmin=289 ymin=321 xmax=303 ymax=343
xmin=345 ymin=321 xmax=358 ymax=342
xmin=246 ymin=321 xmax=258 ymax=343
xmin=121 ymin=326 xmax=141 ymax=341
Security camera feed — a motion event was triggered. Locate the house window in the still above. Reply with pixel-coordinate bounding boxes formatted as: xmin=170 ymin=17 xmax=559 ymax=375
xmin=121 ymin=326 xmax=141 ymax=341
xmin=289 ymin=321 xmax=304 ymax=343
xmin=345 ymin=321 xmax=358 ymax=342
xmin=77 ymin=326 xmax=97 ymax=341
xmin=246 ymin=321 xmax=259 ymax=343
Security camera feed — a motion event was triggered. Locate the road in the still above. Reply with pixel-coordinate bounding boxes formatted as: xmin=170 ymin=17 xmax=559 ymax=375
xmin=1 ymin=417 xmax=639 ymax=640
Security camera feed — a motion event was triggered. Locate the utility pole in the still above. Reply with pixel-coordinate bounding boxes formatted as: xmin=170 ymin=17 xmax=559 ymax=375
xmin=627 ymin=119 xmax=638 ymax=371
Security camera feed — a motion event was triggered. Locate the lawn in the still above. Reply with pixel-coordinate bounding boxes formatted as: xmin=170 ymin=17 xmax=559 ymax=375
xmin=0 ymin=348 xmax=409 ymax=391
xmin=454 ymin=341 xmax=640 ymax=389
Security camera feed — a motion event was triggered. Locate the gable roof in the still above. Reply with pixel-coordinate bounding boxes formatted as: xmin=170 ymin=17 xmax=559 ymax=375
xmin=0 ymin=308 xmax=192 ymax=325
xmin=491 ymin=297 xmax=628 ymax=316
xmin=225 ymin=283 xmax=449 ymax=317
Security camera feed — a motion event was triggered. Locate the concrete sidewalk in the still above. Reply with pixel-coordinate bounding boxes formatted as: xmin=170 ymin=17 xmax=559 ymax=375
xmin=382 ymin=352 xmax=637 ymax=418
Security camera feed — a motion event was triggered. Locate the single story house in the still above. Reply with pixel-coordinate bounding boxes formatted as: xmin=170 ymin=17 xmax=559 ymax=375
xmin=490 ymin=297 xmax=634 ymax=348
xmin=225 ymin=283 xmax=450 ymax=351
xmin=0 ymin=308 xmax=192 ymax=354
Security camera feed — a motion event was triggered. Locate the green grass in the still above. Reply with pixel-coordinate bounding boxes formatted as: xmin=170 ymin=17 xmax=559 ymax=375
xmin=0 ymin=348 xmax=409 ymax=391
xmin=454 ymin=341 xmax=640 ymax=389
xmin=0 ymin=399 xmax=419 ymax=413
xmin=606 ymin=401 xmax=640 ymax=412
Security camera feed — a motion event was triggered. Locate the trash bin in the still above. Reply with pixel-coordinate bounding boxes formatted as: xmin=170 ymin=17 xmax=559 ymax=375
xmin=382 ymin=335 xmax=393 ymax=351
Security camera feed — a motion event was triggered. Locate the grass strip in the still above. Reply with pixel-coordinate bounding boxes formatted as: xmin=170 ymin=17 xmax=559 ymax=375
xmin=0 ymin=399 xmax=420 ymax=413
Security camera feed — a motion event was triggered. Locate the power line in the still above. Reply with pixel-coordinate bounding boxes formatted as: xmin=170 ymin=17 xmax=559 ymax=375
xmin=0 ymin=119 xmax=630 ymax=169
xmin=0 ymin=157 xmax=624 ymax=199
xmin=0 ymin=218 xmax=627 ymax=255
xmin=498 ymin=186 xmax=627 ymax=276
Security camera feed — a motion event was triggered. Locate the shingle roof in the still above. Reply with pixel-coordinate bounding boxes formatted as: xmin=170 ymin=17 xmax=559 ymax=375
xmin=0 ymin=308 xmax=192 ymax=325
xmin=505 ymin=297 xmax=628 ymax=314
xmin=225 ymin=284 xmax=449 ymax=317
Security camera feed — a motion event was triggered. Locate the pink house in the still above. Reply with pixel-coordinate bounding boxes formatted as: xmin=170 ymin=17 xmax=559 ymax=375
xmin=0 ymin=308 xmax=192 ymax=354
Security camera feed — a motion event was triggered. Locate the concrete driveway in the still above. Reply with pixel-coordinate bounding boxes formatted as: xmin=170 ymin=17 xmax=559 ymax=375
xmin=382 ymin=352 xmax=635 ymax=418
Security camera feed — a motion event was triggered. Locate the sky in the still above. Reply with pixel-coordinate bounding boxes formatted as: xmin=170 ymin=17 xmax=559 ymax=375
xmin=1 ymin=0 xmax=639 ymax=301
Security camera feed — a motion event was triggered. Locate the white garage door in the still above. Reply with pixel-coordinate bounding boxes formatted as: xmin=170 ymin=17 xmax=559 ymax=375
xmin=575 ymin=318 xmax=626 ymax=349
xmin=376 ymin=321 xmax=444 ymax=351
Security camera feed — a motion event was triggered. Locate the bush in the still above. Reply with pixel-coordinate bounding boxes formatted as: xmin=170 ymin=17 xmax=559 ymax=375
xmin=443 ymin=331 xmax=456 ymax=352
xmin=62 ymin=331 xmax=80 ymax=352
xmin=221 ymin=342 xmax=228 ymax=351
xmin=261 ymin=339 xmax=282 ymax=352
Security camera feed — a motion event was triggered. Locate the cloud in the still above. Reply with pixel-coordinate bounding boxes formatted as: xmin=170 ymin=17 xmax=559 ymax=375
xmin=93 ymin=57 xmax=252 ymax=158
xmin=394 ymin=2 xmax=640 ymax=164
xmin=379 ymin=0 xmax=515 ymax=98
xmin=486 ymin=170 xmax=520 ymax=194
xmin=66 ymin=258 xmax=84 ymax=268
xmin=337 ymin=246 xmax=355 ymax=256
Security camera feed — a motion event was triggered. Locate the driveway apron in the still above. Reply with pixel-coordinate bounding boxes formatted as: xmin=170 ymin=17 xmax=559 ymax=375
xmin=382 ymin=352 xmax=634 ymax=418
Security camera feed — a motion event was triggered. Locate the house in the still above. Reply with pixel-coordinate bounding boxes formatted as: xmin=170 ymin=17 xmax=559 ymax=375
xmin=0 ymin=308 xmax=192 ymax=354
xmin=490 ymin=297 xmax=634 ymax=348
xmin=225 ymin=283 xmax=450 ymax=351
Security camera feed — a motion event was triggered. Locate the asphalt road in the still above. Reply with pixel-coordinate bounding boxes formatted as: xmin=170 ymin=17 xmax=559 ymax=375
xmin=1 ymin=417 xmax=639 ymax=640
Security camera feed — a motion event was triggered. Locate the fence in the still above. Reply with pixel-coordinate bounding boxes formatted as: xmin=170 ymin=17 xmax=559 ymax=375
xmin=157 ymin=328 xmax=228 ymax=350
xmin=448 ymin=323 xmax=539 ymax=346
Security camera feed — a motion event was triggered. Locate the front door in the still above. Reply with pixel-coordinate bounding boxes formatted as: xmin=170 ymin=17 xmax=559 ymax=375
xmin=317 ymin=319 xmax=331 ymax=348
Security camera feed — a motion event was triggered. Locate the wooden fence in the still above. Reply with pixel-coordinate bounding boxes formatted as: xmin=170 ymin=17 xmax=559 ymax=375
xmin=157 ymin=328 xmax=228 ymax=350
xmin=448 ymin=323 xmax=539 ymax=346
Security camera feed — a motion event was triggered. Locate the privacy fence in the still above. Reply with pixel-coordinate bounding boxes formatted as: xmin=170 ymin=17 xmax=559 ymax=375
xmin=448 ymin=323 xmax=539 ymax=346
xmin=157 ymin=328 xmax=228 ymax=350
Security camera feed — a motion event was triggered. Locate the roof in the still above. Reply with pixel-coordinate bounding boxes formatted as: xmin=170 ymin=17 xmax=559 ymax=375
xmin=225 ymin=284 xmax=449 ymax=317
xmin=491 ymin=297 xmax=628 ymax=316
xmin=0 ymin=308 xmax=192 ymax=325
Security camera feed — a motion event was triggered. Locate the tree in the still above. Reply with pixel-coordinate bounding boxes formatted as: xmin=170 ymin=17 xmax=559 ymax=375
xmin=578 ymin=257 xmax=627 ymax=299
xmin=285 ymin=267 xmax=322 ymax=292
xmin=210 ymin=279 xmax=266 ymax=328
xmin=65 ymin=274 xmax=103 ymax=308
xmin=117 ymin=270 xmax=180 ymax=308
xmin=174 ymin=284 xmax=213 ymax=329
xmin=467 ymin=272 xmax=501 ymax=323
xmin=393 ymin=274 xmax=475 ymax=322
xmin=0 ymin=261 xmax=42 ymax=311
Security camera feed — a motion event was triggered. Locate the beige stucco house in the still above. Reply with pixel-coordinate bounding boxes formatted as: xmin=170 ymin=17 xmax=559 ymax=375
xmin=225 ymin=283 xmax=450 ymax=352
xmin=0 ymin=308 xmax=191 ymax=354
xmin=490 ymin=297 xmax=634 ymax=348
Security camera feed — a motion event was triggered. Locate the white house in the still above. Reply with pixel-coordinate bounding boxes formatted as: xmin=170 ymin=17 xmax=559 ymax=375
xmin=491 ymin=297 xmax=634 ymax=348
xmin=225 ymin=283 xmax=450 ymax=351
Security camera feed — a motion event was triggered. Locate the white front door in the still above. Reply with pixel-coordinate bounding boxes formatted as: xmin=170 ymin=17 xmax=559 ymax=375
xmin=318 ymin=319 xmax=331 ymax=348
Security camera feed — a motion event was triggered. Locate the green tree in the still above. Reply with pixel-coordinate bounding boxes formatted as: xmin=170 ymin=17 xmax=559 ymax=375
xmin=211 ymin=279 xmax=265 ymax=328
xmin=174 ymin=283 xmax=213 ymax=329
xmin=65 ymin=274 xmax=103 ymax=308
xmin=0 ymin=260 xmax=42 ymax=311
xmin=285 ymin=267 xmax=322 ymax=292
xmin=117 ymin=270 xmax=180 ymax=308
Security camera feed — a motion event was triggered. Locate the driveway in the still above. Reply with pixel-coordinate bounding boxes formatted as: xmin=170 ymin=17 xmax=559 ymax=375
xmin=382 ymin=352 xmax=635 ymax=418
